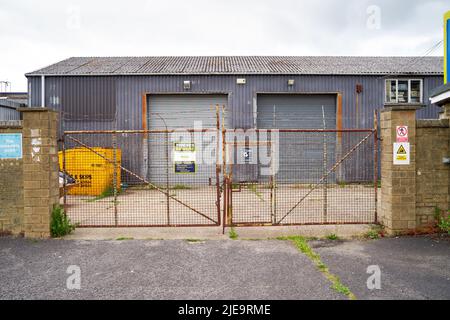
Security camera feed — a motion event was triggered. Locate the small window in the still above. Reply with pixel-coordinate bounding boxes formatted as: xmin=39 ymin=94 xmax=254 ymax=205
xmin=410 ymin=80 xmax=422 ymax=103
xmin=385 ymin=79 xmax=423 ymax=104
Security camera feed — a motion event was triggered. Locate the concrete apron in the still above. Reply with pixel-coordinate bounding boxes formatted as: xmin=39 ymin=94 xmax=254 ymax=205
xmin=63 ymin=224 xmax=372 ymax=240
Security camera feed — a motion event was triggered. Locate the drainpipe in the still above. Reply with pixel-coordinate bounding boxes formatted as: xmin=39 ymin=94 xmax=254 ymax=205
xmin=41 ymin=75 xmax=45 ymax=108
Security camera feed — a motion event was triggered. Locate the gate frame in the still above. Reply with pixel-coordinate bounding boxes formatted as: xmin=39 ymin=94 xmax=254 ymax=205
xmin=222 ymin=124 xmax=379 ymax=227
xmin=61 ymin=126 xmax=223 ymax=228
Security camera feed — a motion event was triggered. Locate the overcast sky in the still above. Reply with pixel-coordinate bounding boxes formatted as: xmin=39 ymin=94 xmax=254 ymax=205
xmin=0 ymin=0 xmax=448 ymax=91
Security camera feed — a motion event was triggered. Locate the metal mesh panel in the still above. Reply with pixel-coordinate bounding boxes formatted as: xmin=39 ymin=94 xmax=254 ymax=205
xmin=62 ymin=130 xmax=221 ymax=227
xmin=61 ymin=125 xmax=377 ymax=227
xmin=224 ymin=129 xmax=378 ymax=226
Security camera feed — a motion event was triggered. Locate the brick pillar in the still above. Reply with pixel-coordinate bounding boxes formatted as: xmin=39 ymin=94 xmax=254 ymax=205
xmin=20 ymin=108 xmax=59 ymax=238
xmin=444 ymin=103 xmax=450 ymax=210
xmin=440 ymin=103 xmax=450 ymax=119
xmin=380 ymin=106 xmax=419 ymax=234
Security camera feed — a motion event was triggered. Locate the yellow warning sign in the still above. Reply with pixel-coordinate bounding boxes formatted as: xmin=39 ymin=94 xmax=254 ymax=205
xmin=393 ymin=143 xmax=410 ymax=165
xmin=396 ymin=145 xmax=406 ymax=155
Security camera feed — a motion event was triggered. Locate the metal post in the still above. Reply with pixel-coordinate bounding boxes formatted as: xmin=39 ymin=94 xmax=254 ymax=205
xmin=215 ymin=104 xmax=221 ymax=225
xmin=373 ymin=110 xmax=379 ymax=223
xmin=322 ymin=106 xmax=328 ymax=223
xmin=222 ymin=177 xmax=228 ymax=235
xmin=112 ymin=131 xmax=118 ymax=226
xmin=270 ymin=135 xmax=277 ymax=224
xmin=165 ymin=129 xmax=170 ymax=226
xmin=62 ymin=133 xmax=67 ymax=210
xmin=221 ymin=105 xmax=230 ymax=225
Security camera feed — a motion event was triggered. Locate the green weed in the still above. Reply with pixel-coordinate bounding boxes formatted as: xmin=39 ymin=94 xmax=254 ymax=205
xmin=50 ymin=205 xmax=76 ymax=238
xmin=229 ymin=227 xmax=238 ymax=240
xmin=277 ymin=236 xmax=356 ymax=300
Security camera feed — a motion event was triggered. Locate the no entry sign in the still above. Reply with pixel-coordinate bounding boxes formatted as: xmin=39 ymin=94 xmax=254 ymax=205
xmin=396 ymin=126 xmax=408 ymax=142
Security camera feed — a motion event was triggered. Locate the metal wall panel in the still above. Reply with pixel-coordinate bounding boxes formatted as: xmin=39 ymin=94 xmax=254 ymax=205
xmin=0 ymin=106 xmax=20 ymax=120
xmin=257 ymin=94 xmax=336 ymax=129
xmin=28 ymin=74 xmax=444 ymax=128
xmin=27 ymin=73 xmax=443 ymax=177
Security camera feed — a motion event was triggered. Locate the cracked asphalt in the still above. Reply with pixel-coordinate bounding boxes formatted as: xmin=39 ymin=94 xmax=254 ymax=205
xmin=0 ymin=236 xmax=449 ymax=300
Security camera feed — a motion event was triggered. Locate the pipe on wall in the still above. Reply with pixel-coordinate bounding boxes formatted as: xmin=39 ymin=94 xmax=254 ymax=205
xmin=41 ymin=75 xmax=45 ymax=108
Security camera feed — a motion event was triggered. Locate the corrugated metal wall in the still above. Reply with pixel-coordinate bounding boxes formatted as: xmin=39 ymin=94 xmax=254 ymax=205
xmin=28 ymin=74 xmax=444 ymax=130
xmin=0 ymin=106 xmax=20 ymax=121
xmin=27 ymin=74 xmax=443 ymax=179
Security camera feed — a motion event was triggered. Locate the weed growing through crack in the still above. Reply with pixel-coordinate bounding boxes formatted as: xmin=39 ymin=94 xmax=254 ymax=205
xmin=325 ymin=234 xmax=339 ymax=240
xmin=229 ymin=228 xmax=238 ymax=240
xmin=277 ymin=236 xmax=356 ymax=300
xmin=185 ymin=239 xmax=204 ymax=243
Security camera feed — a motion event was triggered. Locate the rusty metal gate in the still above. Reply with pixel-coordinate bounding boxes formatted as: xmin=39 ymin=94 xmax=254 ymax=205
xmin=61 ymin=128 xmax=222 ymax=227
xmin=60 ymin=107 xmax=378 ymax=228
xmin=222 ymin=128 xmax=378 ymax=226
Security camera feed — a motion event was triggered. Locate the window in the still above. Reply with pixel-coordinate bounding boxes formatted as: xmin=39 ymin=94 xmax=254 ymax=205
xmin=385 ymin=79 xmax=423 ymax=104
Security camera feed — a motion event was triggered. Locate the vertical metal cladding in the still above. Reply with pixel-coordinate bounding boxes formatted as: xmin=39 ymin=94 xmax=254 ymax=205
xmin=0 ymin=106 xmax=20 ymax=120
xmin=28 ymin=74 xmax=443 ymax=127
xmin=27 ymin=73 xmax=443 ymax=176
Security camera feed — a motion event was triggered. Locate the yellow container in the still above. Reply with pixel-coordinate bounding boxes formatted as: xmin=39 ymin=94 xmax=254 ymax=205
xmin=58 ymin=148 xmax=121 ymax=196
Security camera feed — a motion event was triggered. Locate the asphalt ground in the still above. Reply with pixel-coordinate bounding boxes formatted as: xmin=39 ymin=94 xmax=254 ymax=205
xmin=0 ymin=235 xmax=448 ymax=300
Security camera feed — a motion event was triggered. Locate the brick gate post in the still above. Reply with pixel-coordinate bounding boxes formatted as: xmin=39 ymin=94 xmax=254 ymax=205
xmin=20 ymin=108 xmax=59 ymax=238
xmin=380 ymin=105 xmax=419 ymax=234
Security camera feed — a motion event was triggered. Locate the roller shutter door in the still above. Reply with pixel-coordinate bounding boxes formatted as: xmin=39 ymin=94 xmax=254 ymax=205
xmin=147 ymin=94 xmax=227 ymax=185
xmin=257 ymin=94 xmax=336 ymax=183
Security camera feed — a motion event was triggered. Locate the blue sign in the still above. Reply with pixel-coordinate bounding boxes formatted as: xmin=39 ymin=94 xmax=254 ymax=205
xmin=174 ymin=162 xmax=196 ymax=174
xmin=0 ymin=133 xmax=23 ymax=159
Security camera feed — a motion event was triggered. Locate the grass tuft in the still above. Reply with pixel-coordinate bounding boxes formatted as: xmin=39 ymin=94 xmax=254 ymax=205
xmin=116 ymin=237 xmax=134 ymax=241
xmin=325 ymin=233 xmax=339 ymax=240
xmin=87 ymin=185 xmax=121 ymax=202
xmin=278 ymin=236 xmax=356 ymax=300
xmin=185 ymin=239 xmax=204 ymax=243
xmin=229 ymin=227 xmax=238 ymax=240
xmin=362 ymin=225 xmax=385 ymax=240
xmin=435 ymin=207 xmax=450 ymax=235
xmin=50 ymin=205 xmax=76 ymax=238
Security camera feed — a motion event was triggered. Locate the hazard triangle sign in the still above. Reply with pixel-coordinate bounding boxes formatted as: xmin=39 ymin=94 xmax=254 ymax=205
xmin=393 ymin=143 xmax=410 ymax=165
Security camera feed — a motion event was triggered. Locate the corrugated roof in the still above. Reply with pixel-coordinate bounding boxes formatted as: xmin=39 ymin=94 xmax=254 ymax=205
xmin=26 ymin=56 xmax=444 ymax=76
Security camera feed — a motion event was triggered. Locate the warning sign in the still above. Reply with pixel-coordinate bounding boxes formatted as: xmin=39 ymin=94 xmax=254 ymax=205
xmin=396 ymin=126 xmax=408 ymax=142
xmin=174 ymin=143 xmax=196 ymax=174
xmin=397 ymin=145 xmax=406 ymax=154
xmin=393 ymin=142 xmax=410 ymax=165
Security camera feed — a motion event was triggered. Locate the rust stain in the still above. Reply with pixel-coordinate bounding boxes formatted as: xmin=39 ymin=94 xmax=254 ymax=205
xmin=142 ymin=93 xmax=147 ymax=130
xmin=337 ymin=93 xmax=343 ymax=135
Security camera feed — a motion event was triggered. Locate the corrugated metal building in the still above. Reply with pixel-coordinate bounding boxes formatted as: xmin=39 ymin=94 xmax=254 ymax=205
xmin=0 ymin=92 xmax=27 ymax=120
xmin=25 ymin=56 xmax=444 ymax=183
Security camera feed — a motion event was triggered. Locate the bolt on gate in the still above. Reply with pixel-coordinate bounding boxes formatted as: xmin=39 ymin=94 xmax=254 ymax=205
xmin=60 ymin=106 xmax=378 ymax=228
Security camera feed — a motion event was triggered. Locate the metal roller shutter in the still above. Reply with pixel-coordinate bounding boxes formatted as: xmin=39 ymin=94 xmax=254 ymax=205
xmin=257 ymin=94 xmax=337 ymax=183
xmin=147 ymin=94 xmax=227 ymax=185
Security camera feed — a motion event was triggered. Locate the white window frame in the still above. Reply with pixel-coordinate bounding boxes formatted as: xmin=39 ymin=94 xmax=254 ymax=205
xmin=385 ymin=79 xmax=423 ymax=104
